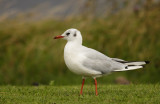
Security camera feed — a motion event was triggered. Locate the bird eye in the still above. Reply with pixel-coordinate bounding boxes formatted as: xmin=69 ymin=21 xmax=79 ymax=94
xmin=74 ymin=33 xmax=76 ymax=37
xmin=66 ymin=33 xmax=70 ymax=36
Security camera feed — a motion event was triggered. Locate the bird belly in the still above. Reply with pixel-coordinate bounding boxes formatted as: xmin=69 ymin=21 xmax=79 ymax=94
xmin=64 ymin=54 xmax=101 ymax=76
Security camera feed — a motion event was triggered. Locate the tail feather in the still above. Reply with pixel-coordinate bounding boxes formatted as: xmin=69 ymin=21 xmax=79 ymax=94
xmin=112 ymin=58 xmax=149 ymax=72
xmin=114 ymin=66 xmax=143 ymax=71
xmin=124 ymin=61 xmax=147 ymax=66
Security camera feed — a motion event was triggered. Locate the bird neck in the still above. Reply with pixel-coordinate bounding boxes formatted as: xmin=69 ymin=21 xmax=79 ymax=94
xmin=67 ymin=37 xmax=83 ymax=46
xmin=66 ymin=40 xmax=82 ymax=47
xmin=64 ymin=41 xmax=82 ymax=55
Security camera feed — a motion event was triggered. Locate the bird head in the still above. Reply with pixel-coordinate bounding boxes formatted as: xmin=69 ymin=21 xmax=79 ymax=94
xmin=54 ymin=28 xmax=82 ymax=44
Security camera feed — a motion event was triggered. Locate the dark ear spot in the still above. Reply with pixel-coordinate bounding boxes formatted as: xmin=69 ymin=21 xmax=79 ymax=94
xmin=74 ymin=33 xmax=76 ymax=37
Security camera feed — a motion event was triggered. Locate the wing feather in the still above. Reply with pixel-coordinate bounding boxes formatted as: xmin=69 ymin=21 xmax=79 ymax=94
xmin=81 ymin=47 xmax=125 ymax=74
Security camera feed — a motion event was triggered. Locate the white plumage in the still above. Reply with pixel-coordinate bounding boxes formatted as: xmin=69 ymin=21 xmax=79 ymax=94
xmin=54 ymin=28 xmax=149 ymax=95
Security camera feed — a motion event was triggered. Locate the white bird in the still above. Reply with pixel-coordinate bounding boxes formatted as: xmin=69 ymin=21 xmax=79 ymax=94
xmin=54 ymin=28 xmax=149 ymax=95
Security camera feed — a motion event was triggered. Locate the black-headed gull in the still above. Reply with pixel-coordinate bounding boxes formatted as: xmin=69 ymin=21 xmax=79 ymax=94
xmin=54 ymin=28 xmax=149 ymax=95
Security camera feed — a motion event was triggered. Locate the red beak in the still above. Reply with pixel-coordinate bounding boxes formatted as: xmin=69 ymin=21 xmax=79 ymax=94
xmin=54 ymin=35 xmax=64 ymax=39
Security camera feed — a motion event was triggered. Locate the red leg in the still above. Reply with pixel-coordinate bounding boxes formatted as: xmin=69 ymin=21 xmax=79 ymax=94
xmin=94 ymin=78 xmax=98 ymax=96
xmin=80 ymin=78 xmax=85 ymax=95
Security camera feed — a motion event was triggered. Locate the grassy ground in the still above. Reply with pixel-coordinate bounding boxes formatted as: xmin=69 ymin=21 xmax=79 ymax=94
xmin=0 ymin=84 xmax=160 ymax=104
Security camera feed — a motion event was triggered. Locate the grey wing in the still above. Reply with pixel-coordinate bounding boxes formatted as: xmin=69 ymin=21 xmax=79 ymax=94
xmin=82 ymin=47 xmax=126 ymax=74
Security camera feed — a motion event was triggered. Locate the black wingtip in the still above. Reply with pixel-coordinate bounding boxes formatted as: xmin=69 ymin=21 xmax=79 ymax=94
xmin=145 ymin=61 xmax=150 ymax=64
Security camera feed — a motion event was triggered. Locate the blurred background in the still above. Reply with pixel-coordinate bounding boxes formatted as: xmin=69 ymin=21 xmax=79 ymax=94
xmin=0 ymin=0 xmax=160 ymax=85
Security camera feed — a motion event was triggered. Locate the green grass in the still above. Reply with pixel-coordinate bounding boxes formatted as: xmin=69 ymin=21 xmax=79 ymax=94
xmin=0 ymin=84 xmax=160 ymax=104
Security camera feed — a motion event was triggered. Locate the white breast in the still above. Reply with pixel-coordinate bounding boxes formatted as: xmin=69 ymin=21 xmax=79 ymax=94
xmin=64 ymin=42 xmax=101 ymax=76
